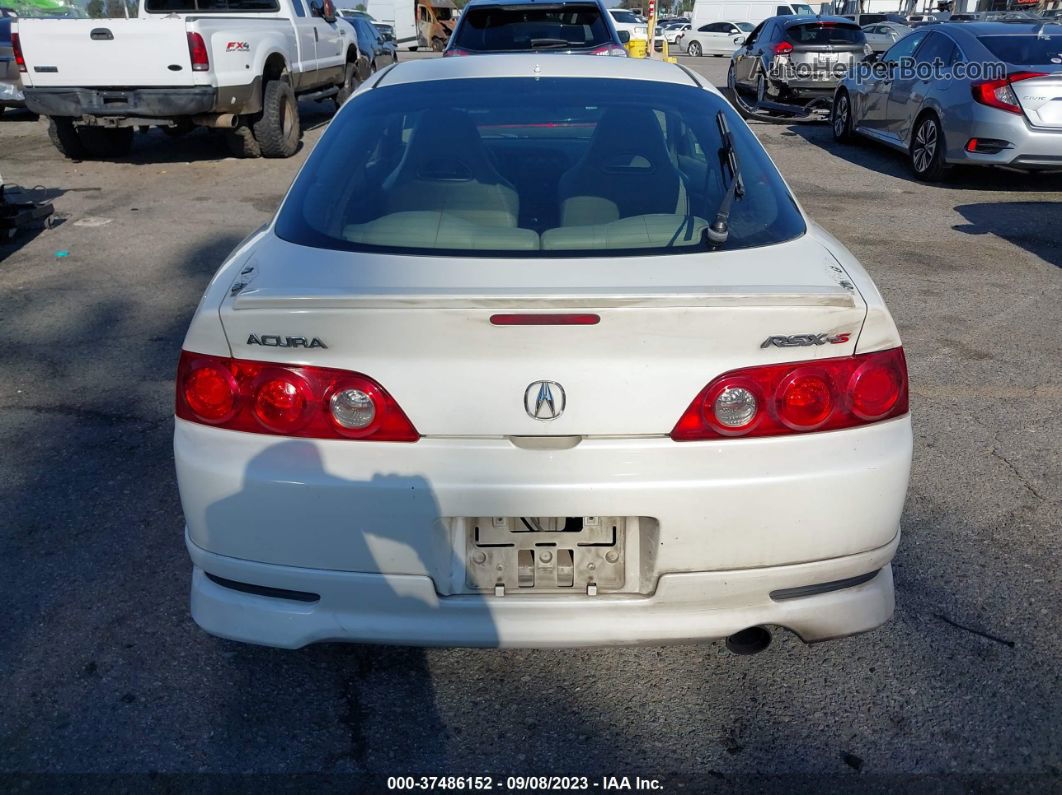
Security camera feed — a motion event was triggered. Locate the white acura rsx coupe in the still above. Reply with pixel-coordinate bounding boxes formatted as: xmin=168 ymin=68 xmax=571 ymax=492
xmin=175 ymin=54 xmax=912 ymax=652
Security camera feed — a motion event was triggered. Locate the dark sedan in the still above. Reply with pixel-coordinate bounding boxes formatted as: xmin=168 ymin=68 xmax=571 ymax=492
xmin=344 ymin=16 xmax=398 ymax=80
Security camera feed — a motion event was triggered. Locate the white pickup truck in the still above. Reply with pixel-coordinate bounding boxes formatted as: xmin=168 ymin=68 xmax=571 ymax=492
xmin=13 ymin=0 xmax=359 ymax=158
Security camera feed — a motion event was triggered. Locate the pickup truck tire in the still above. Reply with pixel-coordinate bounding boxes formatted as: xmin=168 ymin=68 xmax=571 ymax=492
xmin=225 ymin=121 xmax=262 ymax=158
xmin=47 ymin=117 xmax=88 ymax=160
xmin=78 ymin=127 xmax=134 ymax=159
xmin=334 ymin=62 xmax=357 ymax=109
xmin=254 ymin=78 xmax=300 ymax=158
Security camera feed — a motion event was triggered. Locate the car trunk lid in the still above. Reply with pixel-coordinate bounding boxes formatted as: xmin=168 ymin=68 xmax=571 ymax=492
xmin=1013 ymin=72 xmax=1062 ymax=129
xmin=217 ymin=233 xmax=868 ymax=437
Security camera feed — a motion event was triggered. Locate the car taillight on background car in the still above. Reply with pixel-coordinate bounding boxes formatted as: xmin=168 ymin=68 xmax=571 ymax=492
xmin=971 ymin=72 xmax=1045 ymax=115
xmin=187 ymin=32 xmax=210 ymax=72
xmin=11 ymin=32 xmax=26 ymax=72
xmin=670 ymin=348 xmax=908 ymax=441
xmin=774 ymin=41 xmax=793 ymax=55
xmin=588 ymin=43 xmax=629 ymax=56
xmin=176 ymin=351 xmax=420 ymax=441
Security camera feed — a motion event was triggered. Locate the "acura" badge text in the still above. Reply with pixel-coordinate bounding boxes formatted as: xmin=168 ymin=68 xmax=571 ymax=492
xmin=247 ymin=334 xmax=327 ymax=349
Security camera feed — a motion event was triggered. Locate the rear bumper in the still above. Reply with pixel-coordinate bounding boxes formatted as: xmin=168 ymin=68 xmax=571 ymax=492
xmin=23 ymin=86 xmax=217 ymax=119
xmin=782 ymin=82 xmax=841 ymax=99
xmin=945 ymin=106 xmax=1062 ymax=169
xmin=176 ymin=416 xmax=912 ymax=576
xmin=188 ymin=530 xmax=898 ymax=648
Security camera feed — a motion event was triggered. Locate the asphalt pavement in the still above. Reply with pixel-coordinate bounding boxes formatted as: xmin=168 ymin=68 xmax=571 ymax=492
xmin=0 ymin=53 xmax=1059 ymax=788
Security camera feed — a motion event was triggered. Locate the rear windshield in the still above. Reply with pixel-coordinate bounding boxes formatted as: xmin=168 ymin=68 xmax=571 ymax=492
xmin=145 ymin=0 xmax=277 ymax=11
xmin=610 ymin=10 xmax=639 ymax=23
xmin=275 ymin=78 xmax=805 ymax=257
xmin=977 ymin=33 xmax=1062 ymax=65
xmin=786 ymin=22 xmax=864 ymax=45
xmin=453 ymin=4 xmax=612 ymax=51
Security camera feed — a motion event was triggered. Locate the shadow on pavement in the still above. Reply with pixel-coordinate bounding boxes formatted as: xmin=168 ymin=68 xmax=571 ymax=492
xmin=952 ymin=202 xmax=1062 ymax=269
xmin=27 ymin=98 xmax=336 ymax=165
xmin=0 ymin=108 xmax=40 ymax=123
xmin=196 ymin=440 xmax=496 ymax=770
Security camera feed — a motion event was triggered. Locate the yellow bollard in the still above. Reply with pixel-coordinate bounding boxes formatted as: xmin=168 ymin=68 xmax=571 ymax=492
xmin=662 ymin=37 xmax=677 ymax=64
xmin=627 ymin=39 xmax=647 ymax=58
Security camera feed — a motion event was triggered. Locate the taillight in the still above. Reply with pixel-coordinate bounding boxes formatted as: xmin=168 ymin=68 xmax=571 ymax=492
xmin=773 ymin=41 xmax=793 ymax=55
xmin=187 ymin=32 xmax=209 ymax=72
xmin=176 ymin=351 xmax=419 ymax=441
xmin=182 ymin=359 xmax=238 ymax=424
xmin=253 ymin=370 xmax=312 ymax=433
xmin=11 ymin=32 xmax=26 ymax=73
xmin=971 ymin=71 xmax=1046 ymax=115
xmin=588 ymin=43 xmax=628 ymax=56
xmin=442 ymin=47 xmax=472 ymax=56
xmin=670 ymin=348 xmax=908 ymax=441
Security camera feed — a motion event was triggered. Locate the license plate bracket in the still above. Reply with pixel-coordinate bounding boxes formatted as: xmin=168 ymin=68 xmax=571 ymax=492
xmin=465 ymin=516 xmax=626 ymax=594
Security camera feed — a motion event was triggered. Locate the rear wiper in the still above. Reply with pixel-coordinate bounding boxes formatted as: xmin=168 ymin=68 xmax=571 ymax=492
xmin=706 ymin=110 xmax=745 ymax=246
xmin=530 ymin=38 xmax=573 ymax=48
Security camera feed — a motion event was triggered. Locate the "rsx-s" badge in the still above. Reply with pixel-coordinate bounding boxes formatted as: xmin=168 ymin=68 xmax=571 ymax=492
xmin=761 ymin=332 xmax=851 ymax=348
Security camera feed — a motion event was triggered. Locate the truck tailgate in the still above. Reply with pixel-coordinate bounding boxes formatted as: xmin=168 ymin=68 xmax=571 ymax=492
xmin=15 ymin=18 xmax=196 ymax=88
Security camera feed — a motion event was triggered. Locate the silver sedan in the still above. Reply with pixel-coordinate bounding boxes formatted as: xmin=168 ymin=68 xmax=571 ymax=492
xmin=832 ymin=21 xmax=1062 ymax=180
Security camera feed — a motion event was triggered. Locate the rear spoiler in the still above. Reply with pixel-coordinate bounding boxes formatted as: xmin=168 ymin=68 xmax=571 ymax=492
xmin=232 ymin=284 xmax=859 ymax=310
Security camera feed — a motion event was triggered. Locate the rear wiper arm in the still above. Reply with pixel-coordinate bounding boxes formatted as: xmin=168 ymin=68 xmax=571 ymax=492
xmin=706 ymin=110 xmax=745 ymax=246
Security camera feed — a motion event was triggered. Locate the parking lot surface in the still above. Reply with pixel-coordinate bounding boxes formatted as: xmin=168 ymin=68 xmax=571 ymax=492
xmin=1 ymin=53 xmax=1059 ymax=785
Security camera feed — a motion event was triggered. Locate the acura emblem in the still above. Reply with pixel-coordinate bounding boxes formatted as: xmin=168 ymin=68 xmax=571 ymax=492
xmin=525 ymin=381 xmax=565 ymax=420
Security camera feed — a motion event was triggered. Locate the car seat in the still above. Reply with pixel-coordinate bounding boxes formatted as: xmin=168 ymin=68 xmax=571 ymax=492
xmin=556 ymin=108 xmax=689 ymax=226
xmin=384 ymin=108 xmax=520 ymax=227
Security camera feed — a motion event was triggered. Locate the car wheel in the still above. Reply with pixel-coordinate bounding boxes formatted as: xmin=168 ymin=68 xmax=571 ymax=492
xmin=47 ymin=117 xmax=88 ymax=159
xmin=832 ymin=90 xmax=856 ymax=143
xmin=431 ymin=37 xmax=445 ymax=52
xmin=254 ymin=78 xmax=300 ymax=158
xmin=726 ymin=64 xmax=755 ymax=119
xmin=910 ymin=113 xmax=949 ymax=181
xmin=78 ymin=126 xmax=134 ymax=159
xmin=334 ymin=62 xmax=357 ymax=110
xmin=688 ymin=41 xmax=701 ymax=57
xmin=225 ymin=120 xmax=262 ymax=158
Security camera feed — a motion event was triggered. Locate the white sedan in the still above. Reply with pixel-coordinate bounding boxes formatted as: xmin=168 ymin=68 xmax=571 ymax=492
xmin=176 ymin=54 xmax=912 ymax=652
xmin=653 ymin=21 xmax=690 ymax=50
xmin=677 ymin=20 xmax=753 ymax=56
